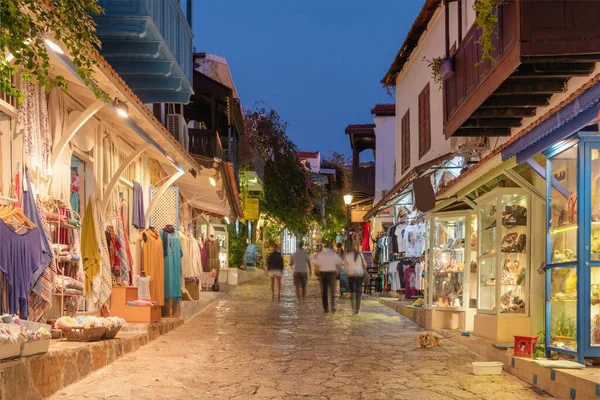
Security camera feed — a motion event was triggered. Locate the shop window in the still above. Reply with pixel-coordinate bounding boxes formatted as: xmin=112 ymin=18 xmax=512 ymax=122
xmin=418 ymin=83 xmax=431 ymax=159
xmin=401 ymin=110 xmax=410 ymax=173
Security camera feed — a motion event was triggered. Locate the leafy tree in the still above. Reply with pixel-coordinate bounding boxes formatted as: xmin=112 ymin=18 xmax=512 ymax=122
xmin=320 ymin=152 xmax=351 ymax=243
xmin=228 ymin=223 xmax=247 ymax=269
xmin=0 ymin=0 xmax=107 ymax=102
xmin=242 ymin=104 xmax=317 ymax=234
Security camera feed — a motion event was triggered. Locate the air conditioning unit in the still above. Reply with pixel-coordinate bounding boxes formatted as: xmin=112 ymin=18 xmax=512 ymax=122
xmin=451 ymin=136 xmax=489 ymax=155
xmin=166 ymin=106 xmax=189 ymax=150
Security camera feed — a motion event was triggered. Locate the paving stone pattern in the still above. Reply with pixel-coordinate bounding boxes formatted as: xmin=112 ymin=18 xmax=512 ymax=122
xmin=50 ymin=270 xmax=546 ymax=400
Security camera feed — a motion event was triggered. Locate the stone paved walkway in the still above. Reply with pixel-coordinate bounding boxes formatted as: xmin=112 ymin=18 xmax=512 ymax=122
xmin=50 ymin=270 xmax=547 ymax=400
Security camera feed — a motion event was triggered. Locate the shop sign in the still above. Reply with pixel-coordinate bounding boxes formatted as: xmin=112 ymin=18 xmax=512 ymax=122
xmin=244 ymin=198 xmax=260 ymax=220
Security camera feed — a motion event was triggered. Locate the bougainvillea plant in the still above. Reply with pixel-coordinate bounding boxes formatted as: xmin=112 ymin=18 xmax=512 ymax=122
xmin=0 ymin=0 xmax=108 ymax=103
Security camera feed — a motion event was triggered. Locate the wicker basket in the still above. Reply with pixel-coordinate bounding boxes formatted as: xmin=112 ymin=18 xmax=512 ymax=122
xmin=102 ymin=326 xmax=122 ymax=340
xmin=60 ymin=326 xmax=107 ymax=342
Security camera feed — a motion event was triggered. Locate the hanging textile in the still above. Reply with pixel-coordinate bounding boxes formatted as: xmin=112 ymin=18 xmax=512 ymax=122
xmin=188 ymin=233 xmax=202 ymax=277
xmin=142 ymin=228 xmax=165 ymax=305
xmin=93 ymin=199 xmax=113 ymax=308
xmin=161 ymin=227 xmax=183 ymax=303
xmin=132 ymin=182 xmax=145 ymax=229
xmin=70 ymin=171 xmax=80 ymax=215
xmin=115 ymin=215 xmax=131 ymax=285
xmin=48 ymin=87 xmax=71 ymax=202
xmin=81 ymin=198 xmax=100 ymax=296
xmin=120 ymin=204 xmax=134 ymax=284
xmin=205 ymin=236 xmax=220 ymax=272
xmin=179 ymin=229 xmax=190 ymax=276
xmin=199 ymin=239 xmax=206 ymax=272
xmin=0 ymin=130 xmax=3 ymax=195
xmin=0 ymin=219 xmax=44 ymax=319
xmin=17 ymin=81 xmax=51 ymax=180
xmin=27 ymin=198 xmax=58 ymax=322
xmin=23 ymin=169 xmax=53 ymax=290
xmin=362 ymin=222 xmax=371 ymax=251
xmin=102 ymin=136 xmax=119 ymax=214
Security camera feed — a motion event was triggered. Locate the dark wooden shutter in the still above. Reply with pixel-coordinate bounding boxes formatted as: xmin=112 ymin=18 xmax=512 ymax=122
xmin=418 ymin=83 xmax=431 ymax=158
xmin=401 ymin=110 xmax=410 ymax=173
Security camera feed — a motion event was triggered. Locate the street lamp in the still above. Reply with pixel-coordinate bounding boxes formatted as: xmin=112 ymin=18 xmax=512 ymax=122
xmin=343 ymin=192 xmax=353 ymax=251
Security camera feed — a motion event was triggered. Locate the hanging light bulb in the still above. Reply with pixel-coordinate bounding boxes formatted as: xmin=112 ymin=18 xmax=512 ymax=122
xmin=113 ymin=99 xmax=129 ymax=118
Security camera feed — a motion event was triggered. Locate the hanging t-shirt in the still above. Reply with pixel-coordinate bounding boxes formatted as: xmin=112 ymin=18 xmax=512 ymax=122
xmin=395 ymin=224 xmax=406 ymax=253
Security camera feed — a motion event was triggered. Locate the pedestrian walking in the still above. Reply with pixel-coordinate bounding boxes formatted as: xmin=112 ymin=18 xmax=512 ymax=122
xmin=290 ymin=242 xmax=312 ymax=302
xmin=344 ymin=242 xmax=367 ymax=314
xmin=336 ymin=242 xmax=349 ymax=298
xmin=267 ymin=244 xmax=284 ymax=300
xmin=315 ymin=241 xmax=342 ymax=312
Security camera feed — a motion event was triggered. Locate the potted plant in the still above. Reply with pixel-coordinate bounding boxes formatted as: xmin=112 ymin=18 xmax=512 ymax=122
xmin=426 ymin=56 xmax=454 ymax=87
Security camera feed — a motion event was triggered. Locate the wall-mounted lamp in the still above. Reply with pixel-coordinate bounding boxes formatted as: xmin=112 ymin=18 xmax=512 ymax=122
xmin=209 ymin=171 xmax=220 ymax=187
xmin=113 ymin=99 xmax=129 ymax=118
xmin=44 ymin=39 xmax=64 ymax=55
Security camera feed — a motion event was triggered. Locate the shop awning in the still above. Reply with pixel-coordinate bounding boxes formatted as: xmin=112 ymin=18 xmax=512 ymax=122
xmin=363 ymin=153 xmax=453 ymax=221
xmin=501 ymin=78 xmax=600 ymax=163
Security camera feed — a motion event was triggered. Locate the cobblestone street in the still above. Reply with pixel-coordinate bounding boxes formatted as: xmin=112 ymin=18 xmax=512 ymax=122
xmin=50 ymin=271 xmax=545 ymax=400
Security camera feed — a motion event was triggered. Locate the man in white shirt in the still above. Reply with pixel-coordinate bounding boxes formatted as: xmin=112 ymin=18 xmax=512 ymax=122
xmin=315 ymin=242 xmax=343 ymax=312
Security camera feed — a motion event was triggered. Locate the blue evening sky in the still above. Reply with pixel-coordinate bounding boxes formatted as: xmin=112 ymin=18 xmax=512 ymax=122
xmin=192 ymin=0 xmax=424 ymax=159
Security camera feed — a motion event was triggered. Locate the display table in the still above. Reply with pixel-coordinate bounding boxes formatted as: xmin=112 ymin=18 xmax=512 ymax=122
xmin=109 ymin=287 xmax=161 ymax=323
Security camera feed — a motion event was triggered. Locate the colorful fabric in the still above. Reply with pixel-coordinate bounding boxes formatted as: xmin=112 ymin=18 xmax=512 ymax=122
xmin=0 ymin=219 xmax=44 ymax=318
xmin=120 ymin=206 xmax=134 ymax=285
xmin=48 ymin=87 xmax=71 ymax=202
xmin=27 ymin=198 xmax=58 ymax=322
xmin=93 ymin=200 xmax=113 ymax=308
xmin=116 ymin=215 xmax=130 ymax=284
xmin=81 ymin=198 xmax=100 ymax=296
xmin=143 ymin=229 xmax=165 ymax=305
xmin=161 ymin=229 xmax=183 ymax=302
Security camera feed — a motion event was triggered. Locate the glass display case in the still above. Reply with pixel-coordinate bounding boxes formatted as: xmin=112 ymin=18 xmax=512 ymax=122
xmin=476 ymin=188 xmax=530 ymax=316
xmin=545 ymin=134 xmax=600 ymax=362
xmin=427 ymin=212 xmax=473 ymax=310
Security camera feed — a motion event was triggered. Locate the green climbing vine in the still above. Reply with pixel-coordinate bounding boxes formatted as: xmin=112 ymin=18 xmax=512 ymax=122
xmin=0 ymin=0 xmax=109 ymax=103
xmin=473 ymin=0 xmax=505 ymax=65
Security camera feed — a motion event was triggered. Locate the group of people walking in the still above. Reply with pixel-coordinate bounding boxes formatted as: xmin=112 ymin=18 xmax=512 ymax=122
xmin=266 ymin=240 xmax=367 ymax=314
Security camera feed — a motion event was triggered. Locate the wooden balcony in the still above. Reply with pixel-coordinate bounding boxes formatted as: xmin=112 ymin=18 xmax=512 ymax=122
xmin=188 ymin=128 xmax=223 ymax=159
xmin=444 ymin=0 xmax=600 ymax=138
xmin=352 ymin=165 xmax=375 ymax=199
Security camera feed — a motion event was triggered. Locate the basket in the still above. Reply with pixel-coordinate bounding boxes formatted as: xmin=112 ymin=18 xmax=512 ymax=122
xmin=101 ymin=326 xmax=122 ymax=340
xmin=60 ymin=326 xmax=107 ymax=342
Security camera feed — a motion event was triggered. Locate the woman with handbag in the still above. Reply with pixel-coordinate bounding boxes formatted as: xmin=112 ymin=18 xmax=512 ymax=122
xmin=344 ymin=242 xmax=367 ymax=314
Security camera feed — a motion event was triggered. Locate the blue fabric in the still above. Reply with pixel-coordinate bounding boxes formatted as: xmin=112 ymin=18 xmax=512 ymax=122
xmin=70 ymin=192 xmax=79 ymax=215
xmin=161 ymin=230 xmax=183 ymax=302
xmin=22 ymin=168 xmax=53 ymax=294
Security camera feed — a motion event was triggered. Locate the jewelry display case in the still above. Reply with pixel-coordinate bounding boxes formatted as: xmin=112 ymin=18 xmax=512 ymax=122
xmin=427 ymin=212 xmax=473 ymax=310
xmin=473 ymin=188 xmax=531 ymax=341
xmin=545 ymin=134 xmax=600 ymax=362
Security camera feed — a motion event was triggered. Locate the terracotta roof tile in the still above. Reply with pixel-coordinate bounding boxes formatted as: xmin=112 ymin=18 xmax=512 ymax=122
xmin=382 ymin=0 xmax=442 ymax=86
xmin=371 ymin=104 xmax=395 ymax=116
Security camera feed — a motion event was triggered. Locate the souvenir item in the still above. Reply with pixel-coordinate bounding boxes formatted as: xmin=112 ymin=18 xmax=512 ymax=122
xmin=502 ymin=205 xmax=527 ymax=226
xmin=553 ymin=250 xmax=565 ymax=263
xmin=565 ymin=273 xmax=577 ymax=294
xmin=567 ymin=192 xmax=577 ymax=224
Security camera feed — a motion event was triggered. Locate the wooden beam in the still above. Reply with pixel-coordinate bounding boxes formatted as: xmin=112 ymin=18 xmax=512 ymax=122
xmin=457 ymin=0 xmax=462 ymax=45
xmin=101 ymin=144 xmax=149 ymax=214
xmin=444 ymin=43 xmax=521 ymax=138
xmin=454 ymin=127 xmax=511 ymax=136
xmin=511 ymin=62 xmax=595 ymax=79
xmin=480 ymin=95 xmax=550 ymax=108
xmin=50 ymin=99 xmax=105 ymax=171
xmin=495 ymin=80 xmax=567 ymax=95
xmin=464 ymin=118 xmax=522 ymax=128
xmin=472 ymin=108 xmax=536 ymax=118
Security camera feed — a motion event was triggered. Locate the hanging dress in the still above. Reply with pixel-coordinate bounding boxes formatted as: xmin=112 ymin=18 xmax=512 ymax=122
xmin=142 ymin=229 xmax=165 ymax=305
xmin=162 ymin=229 xmax=183 ymax=303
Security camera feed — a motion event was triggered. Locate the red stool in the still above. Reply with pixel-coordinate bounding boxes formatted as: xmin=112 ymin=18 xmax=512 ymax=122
xmin=513 ymin=335 xmax=538 ymax=358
